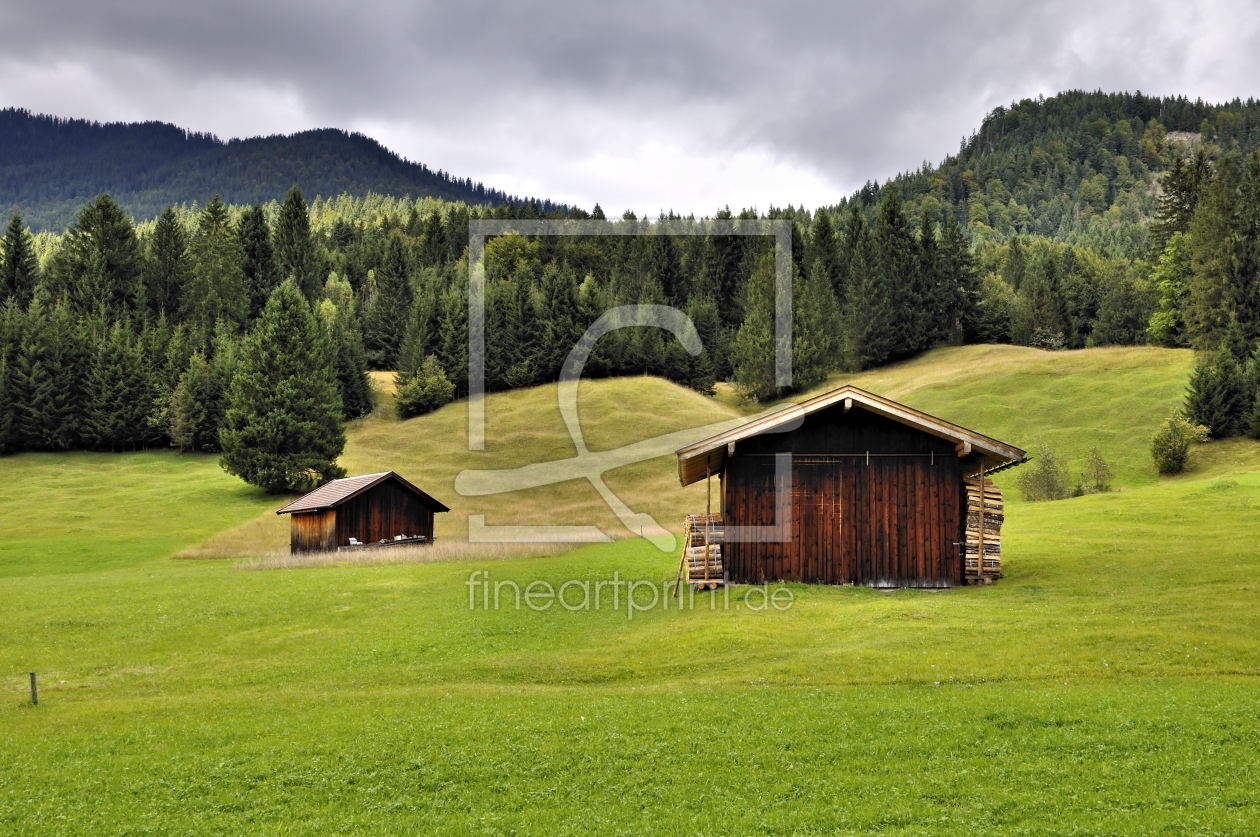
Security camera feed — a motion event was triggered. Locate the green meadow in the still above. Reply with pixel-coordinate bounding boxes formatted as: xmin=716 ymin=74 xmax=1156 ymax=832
xmin=3 ymin=345 xmax=1260 ymax=834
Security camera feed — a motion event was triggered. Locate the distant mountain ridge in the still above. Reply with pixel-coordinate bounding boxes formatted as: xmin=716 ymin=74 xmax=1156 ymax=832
xmin=0 ymin=108 xmax=556 ymax=230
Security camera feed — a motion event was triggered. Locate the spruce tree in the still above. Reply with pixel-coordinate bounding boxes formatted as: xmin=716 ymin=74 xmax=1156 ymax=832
xmin=1186 ymin=157 xmax=1240 ymax=349
xmin=938 ymin=213 xmax=980 ymax=342
xmin=539 ymin=264 xmax=580 ymax=380
xmin=47 ymin=195 xmax=144 ymax=320
xmin=731 ymin=252 xmax=779 ymax=400
xmin=395 ymin=355 xmax=455 ymax=418
xmin=0 ymin=212 xmax=40 ymax=308
xmin=220 ymin=281 xmax=346 ymax=493
xmin=792 ymin=261 xmax=840 ymax=391
xmin=86 ymin=322 xmax=152 ymax=450
xmin=1147 ymin=232 xmax=1193 ymax=347
xmin=841 ymin=213 xmax=894 ymax=370
xmin=915 ymin=212 xmax=941 ymax=347
xmin=13 ymin=301 xmax=88 ymax=450
xmin=275 ymin=186 xmax=320 ymax=301
xmin=418 ymin=210 xmax=448 ymax=268
xmin=364 ymin=233 xmax=412 ymax=368
xmin=805 ymin=211 xmax=840 ymax=300
xmin=1185 ymin=318 xmax=1251 ymax=437
xmin=183 ymin=195 xmax=248 ymax=333
xmin=320 ymin=301 xmax=374 ymax=420
xmin=144 ymin=207 xmax=190 ymax=322
xmin=239 ymin=204 xmax=278 ymax=320
xmin=872 ymin=191 xmax=921 ymax=357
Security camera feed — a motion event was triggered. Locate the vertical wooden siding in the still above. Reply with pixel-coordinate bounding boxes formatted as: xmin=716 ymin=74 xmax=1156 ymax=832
xmin=290 ymin=510 xmax=336 ymax=552
xmin=723 ymin=405 xmax=963 ymax=587
xmin=334 ymin=481 xmax=436 ymax=548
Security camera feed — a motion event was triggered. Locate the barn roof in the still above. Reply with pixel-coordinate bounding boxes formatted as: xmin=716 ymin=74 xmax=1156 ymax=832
xmin=275 ymin=471 xmax=451 ymax=515
xmin=675 ymin=384 xmax=1025 ymax=486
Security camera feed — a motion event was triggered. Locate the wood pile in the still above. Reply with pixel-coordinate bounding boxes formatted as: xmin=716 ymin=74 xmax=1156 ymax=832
xmin=963 ymin=478 xmax=1002 ymax=583
xmin=673 ymin=513 xmax=724 ymax=593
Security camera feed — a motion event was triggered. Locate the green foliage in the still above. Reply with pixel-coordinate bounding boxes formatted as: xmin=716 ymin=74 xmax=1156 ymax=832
xmin=11 ymin=300 xmax=88 ymax=450
xmin=239 ymin=203 xmax=278 ymax=320
xmin=1147 ymin=232 xmax=1193 ymax=346
xmin=0 ymin=212 xmax=39 ymax=307
xmin=1017 ymin=443 xmax=1071 ymax=501
xmin=731 ymin=252 xmax=779 ymax=400
xmin=1080 ymin=445 xmax=1114 ymax=493
xmin=275 ymin=186 xmax=321 ymax=302
xmin=1150 ymin=414 xmax=1209 ymax=474
xmin=395 ymin=355 xmax=455 ymax=418
xmin=46 ymin=194 xmax=144 ymax=319
xmin=319 ymin=297 xmax=374 ymax=421
xmin=1184 ymin=319 xmax=1252 ymax=437
xmin=143 ymin=206 xmax=190 ymax=322
xmin=219 ymin=281 xmax=346 ymax=493
xmin=85 ymin=322 xmax=153 ymax=450
xmin=363 ymin=232 xmax=412 ymax=369
xmin=182 ymin=195 xmax=247 ymax=332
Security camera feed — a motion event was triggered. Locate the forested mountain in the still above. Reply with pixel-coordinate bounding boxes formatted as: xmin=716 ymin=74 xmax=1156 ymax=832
xmin=0 ymin=108 xmax=551 ymax=231
xmin=3 ymin=90 xmax=1260 ymax=473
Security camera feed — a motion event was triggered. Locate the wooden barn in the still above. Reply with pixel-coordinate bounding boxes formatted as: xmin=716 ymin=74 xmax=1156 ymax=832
xmin=275 ymin=471 xmax=449 ymax=553
xmin=675 ymin=385 xmax=1025 ymax=588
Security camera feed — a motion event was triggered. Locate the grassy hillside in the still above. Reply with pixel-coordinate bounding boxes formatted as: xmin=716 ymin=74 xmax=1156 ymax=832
xmin=3 ymin=346 xmax=1260 ymax=833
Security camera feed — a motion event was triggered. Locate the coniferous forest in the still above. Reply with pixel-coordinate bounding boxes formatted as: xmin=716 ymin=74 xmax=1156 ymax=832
xmin=3 ymin=90 xmax=1260 ymax=490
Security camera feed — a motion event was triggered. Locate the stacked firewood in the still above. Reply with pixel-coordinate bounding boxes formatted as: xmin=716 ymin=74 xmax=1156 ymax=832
xmin=964 ymin=478 xmax=1002 ymax=583
xmin=679 ymin=513 xmax=724 ymax=590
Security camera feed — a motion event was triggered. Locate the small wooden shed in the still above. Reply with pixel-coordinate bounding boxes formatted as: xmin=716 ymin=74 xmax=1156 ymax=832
xmin=275 ymin=471 xmax=450 ymax=553
xmin=675 ymin=385 xmax=1025 ymax=588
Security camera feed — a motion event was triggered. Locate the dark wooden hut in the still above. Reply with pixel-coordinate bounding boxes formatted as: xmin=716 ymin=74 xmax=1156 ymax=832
xmin=275 ymin=471 xmax=450 ymax=553
xmin=675 ymin=385 xmax=1024 ymax=588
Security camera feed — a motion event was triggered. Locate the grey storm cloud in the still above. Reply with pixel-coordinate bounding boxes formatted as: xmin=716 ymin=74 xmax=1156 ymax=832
xmin=1 ymin=0 xmax=1258 ymax=212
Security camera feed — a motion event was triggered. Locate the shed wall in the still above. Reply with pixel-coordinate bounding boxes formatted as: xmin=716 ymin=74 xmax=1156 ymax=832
xmin=333 ymin=481 xmax=436 ymax=548
xmin=291 ymin=510 xmax=337 ymax=553
xmin=723 ymin=405 xmax=963 ymax=587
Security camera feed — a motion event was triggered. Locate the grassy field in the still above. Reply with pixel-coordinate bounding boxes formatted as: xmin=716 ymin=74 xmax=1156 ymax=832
xmin=3 ymin=345 xmax=1260 ymax=834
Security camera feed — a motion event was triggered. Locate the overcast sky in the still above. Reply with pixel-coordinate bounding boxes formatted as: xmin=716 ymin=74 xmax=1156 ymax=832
xmin=1 ymin=1 xmax=1258 ymax=214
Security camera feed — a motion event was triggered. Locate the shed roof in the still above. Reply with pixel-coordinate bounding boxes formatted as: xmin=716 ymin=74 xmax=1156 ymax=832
xmin=675 ymin=385 xmax=1025 ymax=486
xmin=275 ymin=471 xmax=451 ymax=515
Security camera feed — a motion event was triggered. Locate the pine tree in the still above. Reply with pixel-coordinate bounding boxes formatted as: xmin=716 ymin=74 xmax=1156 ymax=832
xmin=1147 ymin=232 xmax=1194 ymax=346
xmin=0 ymin=212 xmax=40 ymax=308
xmin=871 ymin=191 xmax=921 ymax=357
xmin=805 ymin=211 xmax=840 ymax=301
xmin=418 ymin=210 xmax=448 ymax=267
xmin=1186 ymin=158 xmax=1240 ymax=349
xmin=86 ymin=322 xmax=152 ymax=450
xmin=364 ymin=233 xmax=412 ymax=368
xmin=13 ymin=301 xmax=88 ymax=450
xmin=1152 ymin=147 xmax=1213 ymax=251
xmin=915 ymin=212 xmax=942 ymax=347
xmin=275 ymin=186 xmax=320 ymax=301
xmin=220 ymin=281 xmax=346 ymax=493
xmin=1185 ymin=318 xmax=1251 ymax=437
xmin=239 ymin=203 xmax=278 ymax=320
xmin=169 ymin=352 xmax=217 ymax=452
xmin=792 ymin=261 xmax=840 ymax=390
xmin=538 ymin=263 xmax=580 ymax=380
xmin=144 ymin=207 xmax=190 ymax=322
xmin=1231 ymin=150 xmax=1260 ymax=340
xmin=47 ymin=195 xmax=144 ymax=320
xmin=731 ymin=252 xmax=780 ymax=400
xmin=841 ymin=213 xmax=894 ymax=370
xmin=320 ymin=302 xmax=374 ymax=420
xmin=938 ymin=213 xmax=980 ymax=341
xmin=183 ymin=195 xmax=248 ymax=333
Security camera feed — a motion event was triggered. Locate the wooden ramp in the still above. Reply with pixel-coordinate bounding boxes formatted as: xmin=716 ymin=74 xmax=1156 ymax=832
xmin=963 ymin=477 xmax=1002 ymax=583
xmin=672 ymin=514 xmax=724 ymax=594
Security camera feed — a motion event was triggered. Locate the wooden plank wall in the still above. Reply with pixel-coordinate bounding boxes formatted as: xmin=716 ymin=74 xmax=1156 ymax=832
xmin=723 ymin=405 xmax=963 ymax=587
xmin=334 ymin=480 xmax=436 ymax=548
xmin=290 ymin=510 xmax=336 ymax=553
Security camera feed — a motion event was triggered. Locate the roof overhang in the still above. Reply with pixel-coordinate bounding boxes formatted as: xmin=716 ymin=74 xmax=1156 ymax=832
xmin=276 ymin=471 xmax=451 ymax=515
xmin=675 ymin=385 xmax=1025 ymax=487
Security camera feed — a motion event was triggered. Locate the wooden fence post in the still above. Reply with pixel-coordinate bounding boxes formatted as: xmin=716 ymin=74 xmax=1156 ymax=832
xmin=30 ymin=672 xmax=37 ymax=706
